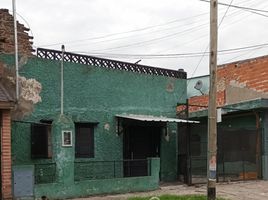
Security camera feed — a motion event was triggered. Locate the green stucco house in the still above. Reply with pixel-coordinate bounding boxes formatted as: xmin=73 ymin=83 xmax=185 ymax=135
xmin=0 ymin=48 xmax=193 ymax=199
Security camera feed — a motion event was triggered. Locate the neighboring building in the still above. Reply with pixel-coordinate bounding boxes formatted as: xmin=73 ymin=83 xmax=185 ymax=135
xmin=0 ymin=9 xmax=32 ymax=199
xmin=177 ymin=55 xmax=268 ymax=184
xmin=0 ymin=83 xmax=14 ymax=200
xmin=0 ymin=9 xmax=34 ymax=55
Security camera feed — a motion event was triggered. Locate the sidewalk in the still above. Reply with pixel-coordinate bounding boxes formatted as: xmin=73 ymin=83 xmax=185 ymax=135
xmin=72 ymin=180 xmax=268 ymax=200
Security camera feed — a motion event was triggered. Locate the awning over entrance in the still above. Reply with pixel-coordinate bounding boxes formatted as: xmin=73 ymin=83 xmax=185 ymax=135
xmin=116 ymin=114 xmax=199 ymax=123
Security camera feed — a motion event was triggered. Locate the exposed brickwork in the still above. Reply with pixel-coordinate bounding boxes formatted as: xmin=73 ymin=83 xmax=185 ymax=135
xmin=177 ymin=90 xmax=225 ymax=113
xmin=217 ymin=55 xmax=268 ymax=94
xmin=179 ymin=55 xmax=268 ymax=113
xmin=0 ymin=9 xmax=34 ymax=56
xmin=1 ymin=110 xmax=12 ymax=200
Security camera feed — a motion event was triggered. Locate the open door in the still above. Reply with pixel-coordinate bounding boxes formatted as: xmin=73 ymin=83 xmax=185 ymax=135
xmin=123 ymin=125 xmax=161 ymax=177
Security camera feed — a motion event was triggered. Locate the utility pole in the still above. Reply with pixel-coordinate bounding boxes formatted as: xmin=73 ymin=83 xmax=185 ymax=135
xmin=207 ymin=0 xmax=218 ymax=200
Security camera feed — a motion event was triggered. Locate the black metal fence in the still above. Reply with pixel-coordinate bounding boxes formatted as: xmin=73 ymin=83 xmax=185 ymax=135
xmin=36 ymin=48 xmax=186 ymax=79
xmin=34 ymin=163 xmax=56 ymax=184
xmin=191 ymin=154 xmax=258 ymax=184
xmin=74 ymin=159 xmax=151 ymax=181
xmin=189 ymin=127 xmax=259 ymax=184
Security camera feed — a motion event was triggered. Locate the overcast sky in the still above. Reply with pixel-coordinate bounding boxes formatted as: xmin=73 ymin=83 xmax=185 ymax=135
xmin=1 ymin=0 xmax=268 ymax=77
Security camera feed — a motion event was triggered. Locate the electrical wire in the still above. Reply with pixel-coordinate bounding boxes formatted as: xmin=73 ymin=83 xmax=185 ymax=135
xmin=68 ymin=22 xmax=209 ymax=49
xmin=200 ymin=0 xmax=268 ymax=13
xmin=158 ymin=0 xmax=266 ymax=54
xmin=222 ymin=45 xmax=267 ymax=63
xmin=38 ymin=11 xmax=210 ymax=48
xmin=90 ymin=0 xmax=249 ymax=53
xmin=75 ymin=3 xmax=237 ymax=52
xmin=178 ymin=0 xmax=235 ymax=103
xmin=89 ymin=23 xmax=210 ymax=52
xmin=15 ymin=12 xmax=36 ymax=48
xmin=38 ymin=0 xmax=264 ymax=53
xmin=47 ymin=5 xmax=230 ymax=53
xmin=73 ymin=42 xmax=268 ymax=59
xmin=200 ymin=0 xmax=268 ymax=17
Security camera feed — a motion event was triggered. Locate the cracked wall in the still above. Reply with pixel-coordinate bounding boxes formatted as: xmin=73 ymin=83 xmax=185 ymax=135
xmin=0 ymin=60 xmax=42 ymax=120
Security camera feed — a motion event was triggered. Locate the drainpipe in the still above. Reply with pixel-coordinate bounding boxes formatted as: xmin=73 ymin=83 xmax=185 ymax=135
xmin=13 ymin=0 xmax=19 ymax=101
xmin=60 ymin=45 xmax=65 ymax=116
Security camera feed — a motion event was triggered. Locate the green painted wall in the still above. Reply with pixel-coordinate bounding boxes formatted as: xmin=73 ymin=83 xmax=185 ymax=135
xmin=52 ymin=115 xmax=75 ymax=184
xmin=218 ymin=114 xmax=256 ymax=129
xmin=34 ymin=157 xmax=160 ymax=199
xmin=160 ymin=123 xmax=178 ymax=181
xmin=1 ymin=54 xmax=186 ymax=197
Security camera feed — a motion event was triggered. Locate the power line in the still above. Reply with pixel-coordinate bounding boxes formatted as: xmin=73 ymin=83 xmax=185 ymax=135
xmin=218 ymin=0 xmax=234 ymax=26
xmin=222 ymin=44 xmax=267 ymax=63
xmin=201 ymin=0 xmax=268 ymax=13
xmin=38 ymin=0 xmax=265 ymax=52
xmin=89 ymin=23 xmax=209 ymax=52
xmin=68 ymin=22 xmax=209 ymax=49
xmin=200 ymin=0 xmax=268 ymax=17
xmin=38 ymin=12 xmax=209 ymax=47
xmin=39 ymin=2 xmax=244 ymax=52
xmin=178 ymin=0 xmax=235 ymax=103
xmin=95 ymin=6 xmax=256 ymax=53
xmin=159 ymin=0 xmax=267 ymax=54
xmin=68 ymin=1 xmax=241 ymax=51
xmin=74 ymin=42 xmax=268 ymax=59
xmin=15 ymin=12 xmax=36 ymax=47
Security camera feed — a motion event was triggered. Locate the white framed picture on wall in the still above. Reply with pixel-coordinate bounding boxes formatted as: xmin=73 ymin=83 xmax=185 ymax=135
xmin=62 ymin=130 xmax=72 ymax=147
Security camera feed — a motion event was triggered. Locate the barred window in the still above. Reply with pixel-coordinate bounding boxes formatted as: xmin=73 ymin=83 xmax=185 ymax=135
xmin=31 ymin=120 xmax=52 ymax=158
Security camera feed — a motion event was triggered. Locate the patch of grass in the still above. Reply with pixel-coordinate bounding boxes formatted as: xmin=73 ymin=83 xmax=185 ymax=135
xmin=128 ymin=194 xmax=226 ymax=200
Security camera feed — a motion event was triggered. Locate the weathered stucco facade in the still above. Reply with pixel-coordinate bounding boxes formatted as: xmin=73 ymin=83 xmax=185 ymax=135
xmin=0 ymin=48 xmax=187 ymax=199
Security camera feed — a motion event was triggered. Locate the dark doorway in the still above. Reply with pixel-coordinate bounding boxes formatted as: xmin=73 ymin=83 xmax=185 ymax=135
xmin=177 ymin=123 xmax=191 ymax=184
xmin=123 ymin=123 xmax=162 ymax=177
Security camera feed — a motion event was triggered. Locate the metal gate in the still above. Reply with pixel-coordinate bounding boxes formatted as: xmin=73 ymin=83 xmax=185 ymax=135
xmin=217 ymin=127 xmax=260 ymax=182
xmin=178 ymin=123 xmax=261 ymax=184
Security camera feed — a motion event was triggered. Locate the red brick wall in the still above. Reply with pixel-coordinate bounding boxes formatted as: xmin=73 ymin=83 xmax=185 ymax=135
xmin=1 ymin=110 xmax=12 ymax=200
xmin=180 ymin=55 xmax=268 ymax=113
xmin=0 ymin=9 xmax=34 ymax=55
xmin=217 ymin=55 xmax=268 ymax=93
xmin=187 ymin=91 xmax=225 ymax=112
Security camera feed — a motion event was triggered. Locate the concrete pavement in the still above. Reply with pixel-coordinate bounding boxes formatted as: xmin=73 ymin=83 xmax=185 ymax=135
xmin=73 ymin=180 xmax=268 ymax=200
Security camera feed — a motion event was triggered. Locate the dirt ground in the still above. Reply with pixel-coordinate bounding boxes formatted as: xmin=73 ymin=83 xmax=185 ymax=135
xmin=73 ymin=180 xmax=268 ymax=200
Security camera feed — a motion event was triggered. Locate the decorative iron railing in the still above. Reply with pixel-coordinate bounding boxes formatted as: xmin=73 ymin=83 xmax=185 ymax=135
xmin=74 ymin=159 xmax=151 ymax=181
xmin=34 ymin=162 xmax=56 ymax=184
xmin=36 ymin=48 xmax=186 ymax=79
